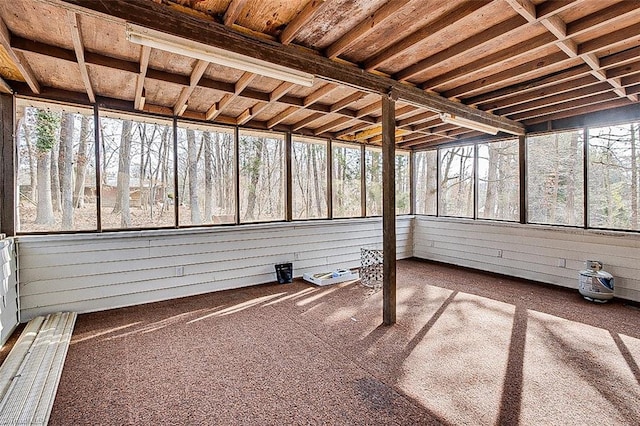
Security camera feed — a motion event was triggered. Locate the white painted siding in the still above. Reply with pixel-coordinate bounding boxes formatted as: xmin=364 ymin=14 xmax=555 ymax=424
xmin=413 ymin=216 xmax=640 ymax=302
xmin=1 ymin=237 xmax=18 ymax=346
xmin=17 ymin=217 xmax=413 ymax=320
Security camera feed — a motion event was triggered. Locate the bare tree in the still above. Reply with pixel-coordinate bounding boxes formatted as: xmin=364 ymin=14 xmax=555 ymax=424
xmin=203 ymin=132 xmax=213 ymax=221
xmin=187 ymin=129 xmax=202 ymax=224
xmin=73 ymin=115 xmax=91 ymax=208
xmin=59 ymin=112 xmax=75 ymax=229
xmin=113 ymin=120 xmax=132 ymax=227
xmin=34 ymin=110 xmax=58 ymax=225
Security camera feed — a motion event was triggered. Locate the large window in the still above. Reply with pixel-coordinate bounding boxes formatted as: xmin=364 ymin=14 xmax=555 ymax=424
xmin=439 ymin=145 xmax=474 ymax=218
xmin=177 ymin=124 xmax=235 ymax=226
xmin=99 ymin=114 xmax=174 ymax=230
xmin=16 ymin=101 xmax=97 ymax=232
xmin=365 ymin=147 xmax=382 ymax=216
xmin=396 ymin=151 xmax=410 ymax=215
xmin=527 ymin=131 xmax=584 ymax=226
xmin=332 ymin=142 xmax=361 ymax=218
xmin=292 ymin=137 xmax=328 ymax=219
xmin=588 ymin=123 xmax=640 ymax=230
xmin=238 ymin=130 xmax=284 ymax=223
xmin=414 ymin=150 xmax=437 ymax=215
xmin=477 ymin=139 xmax=519 ymax=221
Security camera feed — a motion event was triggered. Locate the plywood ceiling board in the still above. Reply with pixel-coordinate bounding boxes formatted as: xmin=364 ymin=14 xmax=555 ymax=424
xmin=286 ymin=79 xmax=327 ymax=98
xmin=343 ymin=0 xmax=451 ymax=64
xmin=142 ymin=77 xmax=183 ymax=107
xmin=0 ymin=1 xmax=72 ymax=50
xmin=235 ymin=0 xmax=312 ymax=37
xmin=172 ymin=0 xmax=229 ymax=19
xmin=0 ymin=45 xmax=24 ymax=81
xmin=203 ymin=62 xmax=244 ymax=83
xmin=253 ymin=102 xmax=290 ymax=122
xmin=147 ymin=50 xmax=198 ymax=76
xmin=183 ymin=86 xmax=224 ymax=112
xmin=376 ymin=1 xmax=518 ymax=75
xmin=78 ymin=15 xmax=140 ymax=62
xmin=349 ymin=93 xmax=379 ymax=111
xmin=247 ymin=75 xmax=282 ymax=93
xmin=293 ymin=0 xmax=387 ymax=50
xmin=23 ymin=52 xmax=84 ymax=92
xmin=221 ymin=96 xmax=254 ymax=117
xmin=412 ymin=25 xmax=552 ymax=88
xmin=88 ymin=65 xmax=136 ymax=101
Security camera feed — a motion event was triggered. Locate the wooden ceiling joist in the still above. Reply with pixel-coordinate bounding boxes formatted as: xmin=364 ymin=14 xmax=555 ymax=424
xmin=223 ymin=0 xmax=249 ymax=27
xmin=0 ymin=18 xmax=39 ymax=94
xmin=134 ymin=45 xmax=151 ymax=110
xmin=174 ymin=59 xmax=208 ymax=116
xmin=0 ymin=75 xmax=12 ymax=94
xmin=363 ymin=0 xmax=491 ymax=71
xmin=237 ymin=81 xmax=294 ymax=125
xmin=206 ymin=71 xmax=255 ymax=121
xmin=325 ymin=0 xmax=410 ymax=60
xmin=280 ymin=0 xmax=325 ymax=45
xmin=67 ymin=11 xmax=95 ymax=103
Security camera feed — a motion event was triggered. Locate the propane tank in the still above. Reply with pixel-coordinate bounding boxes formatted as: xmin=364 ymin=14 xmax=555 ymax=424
xmin=578 ymin=260 xmax=614 ymax=303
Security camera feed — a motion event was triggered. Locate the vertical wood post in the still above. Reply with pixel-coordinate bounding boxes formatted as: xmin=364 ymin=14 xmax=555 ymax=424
xmin=173 ymin=117 xmax=179 ymax=227
xmin=518 ymin=135 xmax=527 ymax=224
xmin=285 ymin=132 xmax=293 ymax=221
xmin=234 ymin=127 xmax=240 ymax=224
xmin=327 ymin=139 xmax=333 ymax=219
xmin=0 ymin=94 xmax=15 ymax=236
xmin=361 ymin=144 xmax=366 ymax=217
xmin=582 ymin=127 xmax=588 ymax=229
xmin=409 ymin=151 xmax=415 ymax=215
xmin=382 ymin=93 xmax=396 ymax=325
xmin=94 ymin=104 xmax=102 ymax=232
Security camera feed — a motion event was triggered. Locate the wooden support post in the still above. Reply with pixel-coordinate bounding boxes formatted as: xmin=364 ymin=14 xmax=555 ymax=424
xmin=285 ymin=132 xmax=292 ymax=221
xmin=0 ymin=94 xmax=15 ymax=236
xmin=518 ymin=135 xmax=527 ymax=224
xmin=234 ymin=127 xmax=240 ymax=224
xmin=361 ymin=144 xmax=366 ymax=217
xmin=327 ymin=139 xmax=333 ymax=219
xmin=173 ymin=117 xmax=179 ymax=228
xmin=382 ymin=94 xmax=396 ymax=325
xmin=93 ymin=105 xmax=102 ymax=232
xmin=409 ymin=151 xmax=415 ymax=215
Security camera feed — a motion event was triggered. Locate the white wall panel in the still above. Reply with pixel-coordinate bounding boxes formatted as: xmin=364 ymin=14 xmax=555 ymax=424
xmin=414 ymin=217 xmax=640 ymax=302
xmin=17 ymin=217 xmax=413 ymax=320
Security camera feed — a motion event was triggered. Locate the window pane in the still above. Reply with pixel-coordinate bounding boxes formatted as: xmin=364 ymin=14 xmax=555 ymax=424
xmin=396 ymin=151 xmax=410 ymax=215
xmin=177 ymin=124 xmax=235 ymax=226
xmin=588 ymin=122 xmax=640 ymax=230
xmin=332 ymin=143 xmax=361 ymax=218
xmin=527 ymin=131 xmax=584 ymax=226
xmin=477 ymin=139 xmax=519 ymax=221
xmin=99 ymin=114 xmax=175 ymax=229
xmin=292 ymin=137 xmax=328 ymax=219
xmin=365 ymin=147 xmax=382 ymax=216
xmin=439 ymin=145 xmax=474 ymax=217
xmin=239 ymin=130 xmax=284 ymax=222
xmin=414 ymin=150 xmax=437 ymax=215
xmin=16 ymin=101 xmax=97 ymax=232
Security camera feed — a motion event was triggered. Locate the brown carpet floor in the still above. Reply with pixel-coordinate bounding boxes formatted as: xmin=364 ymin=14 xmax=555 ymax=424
xmin=48 ymin=259 xmax=640 ymax=425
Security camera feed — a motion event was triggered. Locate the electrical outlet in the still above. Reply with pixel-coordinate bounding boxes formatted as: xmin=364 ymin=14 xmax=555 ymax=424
xmin=557 ymin=258 xmax=566 ymax=268
xmin=175 ymin=266 xmax=184 ymax=277
xmin=496 ymin=249 xmax=503 ymax=258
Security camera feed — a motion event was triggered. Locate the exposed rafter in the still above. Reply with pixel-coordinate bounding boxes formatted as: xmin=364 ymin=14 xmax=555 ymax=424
xmin=134 ymin=45 xmax=150 ymax=110
xmin=67 ymin=11 xmax=95 ymax=102
xmin=174 ymin=59 xmax=208 ymax=116
xmin=223 ymin=0 xmax=249 ymax=27
xmin=0 ymin=18 xmax=40 ymax=93
xmin=206 ymin=71 xmax=255 ymax=121
xmin=280 ymin=0 xmax=325 ymax=45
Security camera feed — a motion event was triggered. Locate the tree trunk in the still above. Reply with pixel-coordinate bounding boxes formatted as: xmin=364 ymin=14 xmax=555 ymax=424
xmin=35 ymin=150 xmax=55 ymax=225
xmin=73 ymin=115 xmax=91 ymax=208
xmin=244 ymin=138 xmax=263 ymax=220
xmin=203 ymin=132 xmax=213 ymax=221
xmin=484 ymin=145 xmax=498 ymax=217
xmin=566 ymin=132 xmax=579 ymax=225
xmin=51 ymin=142 xmax=61 ymax=212
xmin=113 ymin=120 xmax=132 ymax=228
xmin=21 ymin=120 xmax=38 ymax=202
xmin=187 ymin=129 xmax=202 ymax=224
xmin=426 ymin=152 xmax=437 ymax=213
xmin=59 ymin=112 xmax=75 ymax=229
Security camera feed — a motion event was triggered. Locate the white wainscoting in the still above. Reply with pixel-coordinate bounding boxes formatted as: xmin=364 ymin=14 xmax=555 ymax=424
xmin=413 ymin=216 xmax=640 ymax=302
xmin=17 ymin=217 xmax=413 ymax=320
xmin=1 ymin=237 xmax=18 ymax=346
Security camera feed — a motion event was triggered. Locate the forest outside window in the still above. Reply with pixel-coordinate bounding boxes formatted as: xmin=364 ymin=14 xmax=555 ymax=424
xmin=439 ymin=145 xmax=474 ymax=218
xmin=238 ymin=130 xmax=285 ymax=223
xmin=395 ymin=151 xmax=410 ymax=215
xmin=588 ymin=122 xmax=640 ymax=231
xmin=365 ymin=147 xmax=382 ymax=216
xmin=527 ymin=131 xmax=584 ymax=226
xmin=332 ymin=142 xmax=362 ymax=218
xmin=177 ymin=123 xmax=235 ymax=226
xmin=292 ymin=137 xmax=328 ymax=219
xmin=414 ymin=150 xmax=437 ymax=216
xmin=16 ymin=100 xmax=97 ymax=233
xmin=477 ymin=139 xmax=519 ymax=222
xmin=99 ymin=112 xmax=175 ymax=230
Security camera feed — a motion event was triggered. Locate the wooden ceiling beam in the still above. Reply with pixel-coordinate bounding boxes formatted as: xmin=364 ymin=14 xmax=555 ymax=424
xmin=335 ymin=122 xmax=371 ymax=138
xmin=363 ymin=1 xmax=490 ymax=71
xmin=134 ymin=45 xmax=150 ymax=110
xmin=325 ymin=0 xmax=409 ymax=59
xmin=567 ymin=1 xmax=640 ymax=37
xmin=267 ymin=106 xmax=299 ymax=128
xmin=206 ymin=71 xmax=256 ymax=121
xmin=395 ymin=15 xmax=525 ymax=82
xmin=329 ymin=91 xmax=366 ymax=113
xmin=265 ymin=83 xmax=339 ymax=129
xmin=174 ymin=59 xmax=208 ymax=116
xmin=524 ymin=97 xmax=632 ymax=126
xmin=442 ymin=51 xmax=573 ymax=99
xmin=510 ymin=91 xmax=619 ymax=122
xmin=313 ymin=116 xmax=352 ymax=136
xmin=223 ymin=0 xmax=249 ymax=26
xmin=0 ymin=76 xmax=12 ymax=94
xmin=67 ymin=11 xmax=95 ymax=103
xmin=236 ymin=81 xmax=295 ymax=125
xmin=0 ymin=18 xmax=40 ymax=94
xmin=57 ymin=0 xmax=525 ymax=135
xmin=420 ymin=33 xmax=556 ymax=91
xmin=291 ymin=112 xmax=324 ymax=131
xmin=280 ymin=0 xmax=326 ymax=45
